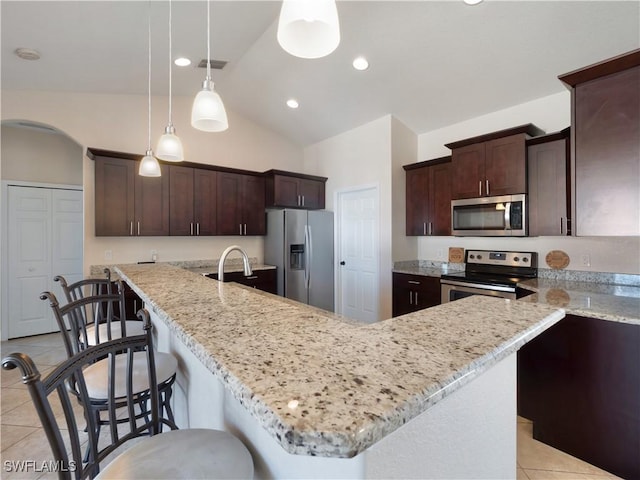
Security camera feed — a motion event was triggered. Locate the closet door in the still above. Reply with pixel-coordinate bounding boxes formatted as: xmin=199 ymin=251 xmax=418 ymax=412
xmin=7 ymin=186 xmax=83 ymax=338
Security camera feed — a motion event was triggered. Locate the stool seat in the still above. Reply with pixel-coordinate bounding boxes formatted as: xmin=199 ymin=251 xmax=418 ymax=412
xmin=96 ymin=429 xmax=254 ymax=479
xmin=85 ymin=320 xmax=145 ymax=346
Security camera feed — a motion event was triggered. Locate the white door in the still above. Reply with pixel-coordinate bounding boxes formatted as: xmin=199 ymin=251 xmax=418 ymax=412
xmin=337 ymin=186 xmax=379 ymax=323
xmin=7 ymin=186 xmax=83 ymax=338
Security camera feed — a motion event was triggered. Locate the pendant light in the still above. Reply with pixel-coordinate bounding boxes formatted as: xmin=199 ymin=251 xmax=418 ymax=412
xmin=156 ymin=0 xmax=184 ymax=161
xmin=191 ymin=0 xmax=228 ymax=132
xmin=140 ymin=1 xmax=161 ymax=177
xmin=277 ymin=0 xmax=340 ymax=59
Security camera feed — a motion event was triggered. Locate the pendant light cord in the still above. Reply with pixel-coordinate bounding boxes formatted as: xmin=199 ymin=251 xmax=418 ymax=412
xmin=207 ymin=0 xmax=211 ymax=79
xmin=147 ymin=0 xmax=152 ymax=150
xmin=168 ymin=0 xmax=173 ymax=124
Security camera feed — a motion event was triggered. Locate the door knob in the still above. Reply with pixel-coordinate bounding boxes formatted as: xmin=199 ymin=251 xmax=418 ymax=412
xmin=339 ymin=261 xmax=345 ymax=265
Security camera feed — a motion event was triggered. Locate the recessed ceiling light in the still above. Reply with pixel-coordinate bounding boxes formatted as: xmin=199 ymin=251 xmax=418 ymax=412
xmin=286 ymin=99 xmax=299 ymax=109
xmin=352 ymin=56 xmax=369 ymax=71
xmin=14 ymin=48 xmax=41 ymax=61
xmin=463 ymin=0 xmax=483 ymax=5
xmin=174 ymin=57 xmax=191 ymax=67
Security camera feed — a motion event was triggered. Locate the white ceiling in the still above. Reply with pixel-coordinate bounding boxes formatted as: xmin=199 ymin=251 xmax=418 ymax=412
xmin=2 ymin=1 xmax=639 ymax=146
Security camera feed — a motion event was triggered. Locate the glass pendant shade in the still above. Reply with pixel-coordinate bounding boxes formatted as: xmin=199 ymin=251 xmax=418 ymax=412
xmin=156 ymin=124 xmax=184 ymax=161
xmin=139 ymin=150 xmax=161 ymax=177
xmin=277 ymin=0 xmax=340 ymax=59
xmin=191 ymin=78 xmax=229 ymax=132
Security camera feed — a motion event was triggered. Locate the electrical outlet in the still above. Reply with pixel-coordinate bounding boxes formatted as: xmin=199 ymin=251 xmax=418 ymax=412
xmin=104 ymin=250 xmax=112 ymax=261
xmin=437 ymin=249 xmax=445 ymax=260
xmin=150 ymin=250 xmax=158 ymax=262
xmin=581 ymin=253 xmax=591 ymax=267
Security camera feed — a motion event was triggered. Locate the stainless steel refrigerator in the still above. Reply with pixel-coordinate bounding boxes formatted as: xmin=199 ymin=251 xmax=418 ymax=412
xmin=264 ymin=209 xmax=334 ymax=312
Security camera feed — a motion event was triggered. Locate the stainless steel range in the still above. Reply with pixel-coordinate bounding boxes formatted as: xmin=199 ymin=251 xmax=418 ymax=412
xmin=440 ymin=250 xmax=537 ymax=303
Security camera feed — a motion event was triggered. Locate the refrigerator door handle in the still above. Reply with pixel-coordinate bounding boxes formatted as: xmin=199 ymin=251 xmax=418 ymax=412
xmin=305 ymin=224 xmax=312 ymax=290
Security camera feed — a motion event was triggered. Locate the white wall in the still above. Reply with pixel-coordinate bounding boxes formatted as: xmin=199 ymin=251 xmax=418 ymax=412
xmin=416 ymin=91 xmax=640 ymax=275
xmin=305 ymin=116 xmax=393 ymax=320
xmin=1 ymin=90 xmax=304 ymax=273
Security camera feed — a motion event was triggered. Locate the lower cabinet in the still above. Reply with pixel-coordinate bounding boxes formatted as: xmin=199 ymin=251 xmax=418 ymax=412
xmin=205 ymin=269 xmax=277 ymax=295
xmin=392 ymin=272 xmax=440 ymax=317
xmin=518 ymin=314 xmax=639 ymax=479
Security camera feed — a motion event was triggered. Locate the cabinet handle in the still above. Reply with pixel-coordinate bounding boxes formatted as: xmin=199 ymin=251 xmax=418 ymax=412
xmin=190 ymin=223 xmax=194 ymax=236
xmin=302 ymin=195 xmax=305 ymax=206
xmin=423 ymin=222 xmax=426 ymax=235
xmin=246 ymin=276 xmax=258 ymax=280
xmin=479 ymin=180 xmax=482 ymax=196
xmin=486 ymin=180 xmax=490 ymax=196
xmin=297 ymin=195 xmax=301 ymax=206
xmin=428 ymin=222 xmax=433 ymax=235
xmin=415 ymin=292 xmax=419 ymax=304
xmin=130 ymin=221 xmax=133 ymax=236
xmin=408 ymin=280 xmax=420 ymax=285
xmin=137 ymin=222 xmax=140 ymax=236
xmin=409 ymin=291 xmax=413 ymax=305
xmin=560 ymin=217 xmax=565 ymax=235
xmin=197 ymin=223 xmax=200 ymax=236
xmin=244 ymin=224 xmax=247 ymax=235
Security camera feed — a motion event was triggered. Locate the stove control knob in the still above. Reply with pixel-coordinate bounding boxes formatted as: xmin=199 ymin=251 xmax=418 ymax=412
xmin=514 ymin=256 xmax=520 ymax=262
xmin=469 ymin=254 xmax=475 ymax=259
xmin=477 ymin=255 xmax=482 ymax=260
xmin=523 ymin=257 xmax=529 ymax=263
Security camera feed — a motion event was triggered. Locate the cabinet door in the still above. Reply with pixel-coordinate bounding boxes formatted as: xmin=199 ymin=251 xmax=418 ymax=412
xmin=169 ymin=165 xmax=195 ymax=236
xmin=135 ymin=163 xmax=170 ymax=236
xmin=405 ymin=167 xmax=430 ymax=235
xmin=451 ymin=143 xmax=485 ymax=199
xmin=194 ymin=169 xmax=217 ymax=236
xmin=428 ymin=162 xmax=452 ymax=235
xmin=528 ymin=139 xmax=569 ymax=236
xmin=95 ymin=157 xmax=135 ymax=236
xmin=216 ymin=172 xmax=243 ymax=235
xmin=242 ymin=174 xmax=266 ymax=235
xmin=299 ymin=179 xmax=325 ymax=209
xmin=272 ymin=175 xmax=300 ymax=207
xmin=485 ymin=134 xmax=527 ymax=196
xmin=575 ymin=66 xmax=640 ymax=236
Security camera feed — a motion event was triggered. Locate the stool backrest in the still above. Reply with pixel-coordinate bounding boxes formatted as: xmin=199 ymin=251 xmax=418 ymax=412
xmin=1 ymin=311 xmax=160 ymax=480
xmin=41 ymin=285 xmax=127 ymax=358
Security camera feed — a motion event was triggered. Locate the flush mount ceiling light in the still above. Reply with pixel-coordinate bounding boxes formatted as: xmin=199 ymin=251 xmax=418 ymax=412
xmin=286 ymin=99 xmax=299 ymax=109
xmin=14 ymin=47 xmax=41 ymax=61
xmin=352 ymin=56 xmax=369 ymax=71
xmin=174 ymin=57 xmax=191 ymax=67
xmin=156 ymin=0 xmax=184 ymax=161
xmin=191 ymin=0 xmax=229 ymax=132
xmin=140 ymin=2 xmax=161 ymax=177
xmin=464 ymin=0 xmax=484 ymax=5
xmin=277 ymin=0 xmax=340 ymax=59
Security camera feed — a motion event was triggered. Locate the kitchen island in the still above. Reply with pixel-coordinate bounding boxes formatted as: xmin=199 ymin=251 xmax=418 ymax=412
xmin=115 ymin=263 xmax=564 ymax=479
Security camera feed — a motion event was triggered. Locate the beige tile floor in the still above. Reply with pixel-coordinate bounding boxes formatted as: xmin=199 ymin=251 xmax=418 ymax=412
xmin=1 ymin=332 xmax=621 ymax=480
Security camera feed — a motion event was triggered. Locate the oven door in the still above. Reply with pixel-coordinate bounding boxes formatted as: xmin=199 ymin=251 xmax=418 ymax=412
xmin=440 ymin=279 xmax=517 ymax=303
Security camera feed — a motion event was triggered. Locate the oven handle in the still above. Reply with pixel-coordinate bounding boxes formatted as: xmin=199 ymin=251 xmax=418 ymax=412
xmin=504 ymin=202 xmax=512 ymax=230
xmin=440 ymin=279 xmax=516 ymax=293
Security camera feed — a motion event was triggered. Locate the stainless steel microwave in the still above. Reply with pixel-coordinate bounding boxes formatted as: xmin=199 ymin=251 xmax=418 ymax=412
xmin=451 ymin=194 xmax=527 ymax=236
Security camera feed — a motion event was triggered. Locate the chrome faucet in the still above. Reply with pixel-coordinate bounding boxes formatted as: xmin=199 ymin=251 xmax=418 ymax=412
xmin=217 ymin=245 xmax=253 ymax=282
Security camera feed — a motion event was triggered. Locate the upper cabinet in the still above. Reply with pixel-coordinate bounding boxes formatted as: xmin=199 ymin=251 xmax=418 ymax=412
xmin=92 ymin=150 xmax=169 ymax=236
xmin=217 ymin=171 xmax=266 ymax=236
xmin=264 ymin=170 xmax=327 ymax=209
xmin=446 ymin=124 xmax=544 ymax=199
xmin=404 ymin=157 xmax=451 ymax=236
xmin=527 ymin=129 xmax=571 ymax=236
xmin=168 ymin=166 xmax=217 ymax=236
xmin=559 ymin=49 xmax=640 ymax=236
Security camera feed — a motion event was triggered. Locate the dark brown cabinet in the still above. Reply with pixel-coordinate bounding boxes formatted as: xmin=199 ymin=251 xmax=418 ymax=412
xmin=518 ymin=314 xmax=639 ymax=479
xmin=392 ymin=273 xmax=440 ymax=317
xmin=404 ymin=157 xmax=451 ymax=236
xmin=527 ymin=129 xmax=571 ymax=236
xmin=264 ymin=170 xmax=327 ymax=209
xmin=93 ymin=150 xmax=169 ymax=236
xmin=217 ymin=171 xmax=266 ymax=236
xmin=205 ymin=268 xmax=277 ymax=294
xmin=446 ymin=124 xmax=544 ymax=199
xmin=169 ymin=166 xmax=217 ymax=236
xmin=559 ymin=50 xmax=640 ymax=236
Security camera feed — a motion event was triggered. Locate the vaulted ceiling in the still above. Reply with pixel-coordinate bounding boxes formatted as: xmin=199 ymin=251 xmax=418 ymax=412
xmin=2 ymin=1 xmax=639 ymax=146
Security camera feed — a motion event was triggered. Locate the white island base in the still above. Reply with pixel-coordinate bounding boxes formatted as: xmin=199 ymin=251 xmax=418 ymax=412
xmin=151 ymin=310 xmax=516 ymax=480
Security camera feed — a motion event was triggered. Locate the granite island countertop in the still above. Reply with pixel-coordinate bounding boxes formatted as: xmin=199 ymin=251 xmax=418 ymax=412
xmin=115 ymin=263 xmax=563 ymax=458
